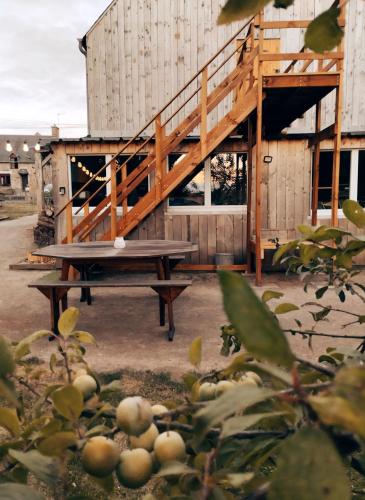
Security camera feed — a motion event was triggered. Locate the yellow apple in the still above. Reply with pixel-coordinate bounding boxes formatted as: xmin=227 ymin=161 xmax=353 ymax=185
xmin=81 ymin=436 xmax=119 ymax=477
xmin=73 ymin=374 xmax=97 ymax=399
xmin=245 ymin=371 xmax=263 ymax=385
xmin=215 ymin=380 xmax=236 ymax=397
xmin=116 ymin=396 xmax=153 ymax=436
xmin=238 ymin=375 xmax=258 ymax=387
xmin=116 ymin=449 xmax=153 ymax=489
xmin=198 ymin=382 xmax=217 ymax=401
xmin=151 ymin=404 xmax=169 ymax=416
xmin=154 ymin=431 xmax=186 ymax=464
xmin=130 ymin=423 xmax=159 ymax=451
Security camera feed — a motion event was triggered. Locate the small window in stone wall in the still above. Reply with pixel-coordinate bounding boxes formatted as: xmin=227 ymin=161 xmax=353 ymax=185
xmin=0 ymin=173 xmax=11 ymax=187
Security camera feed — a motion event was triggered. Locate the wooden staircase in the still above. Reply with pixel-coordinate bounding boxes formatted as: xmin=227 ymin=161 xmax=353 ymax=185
xmin=55 ymin=10 xmax=345 ymax=284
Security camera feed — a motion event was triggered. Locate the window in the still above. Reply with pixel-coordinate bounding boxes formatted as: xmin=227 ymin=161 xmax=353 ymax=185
xmin=312 ymin=149 xmax=365 ymax=215
xmin=116 ymin=154 xmax=149 ymax=206
xmin=168 ymin=152 xmax=247 ymax=210
xmin=312 ymin=151 xmax=351 ymax=209
xmin=69 ymin=156 xmax=107 ymax=208
xmin=357 ymin=150 xmax=365 ymax=207
xmin=0 ymin=173 xmax=11 ymax=187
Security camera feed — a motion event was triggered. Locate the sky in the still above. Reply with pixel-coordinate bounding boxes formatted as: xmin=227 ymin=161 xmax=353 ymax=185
xmin=0 ymin=0 xmax=111 ymax=138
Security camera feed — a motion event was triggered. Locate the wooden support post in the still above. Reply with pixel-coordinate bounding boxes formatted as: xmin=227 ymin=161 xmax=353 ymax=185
xmin=121 ymin=162 xmax=128 ymax=215
xmin=246 ymin=118 xmax=253 ymax=273
xmin=200 ymin=67 xmax=208 ymax=158
xmin=331 ymin=5 xmax=345 ymax=227
xmin=311 ymin=102 xmax=321 ymax=226
xmin=255 ymin=12 xmax=264 ymax=286
xmin=110 ymin=159 xmax=117 ymax=239
xmin=66 ymin=203 xmax=73 ymax=244
xmin=83 ymin=202 xmax=90 ymax=242
xmin=155 ymin=114 xmax=164 ymax=202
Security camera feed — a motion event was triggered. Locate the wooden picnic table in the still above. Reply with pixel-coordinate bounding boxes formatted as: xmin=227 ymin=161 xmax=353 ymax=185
xmin=32 ymin=240 xmax=198 ymax=339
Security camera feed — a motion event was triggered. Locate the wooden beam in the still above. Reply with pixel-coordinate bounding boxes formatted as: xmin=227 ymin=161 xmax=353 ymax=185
xmin=83 ymin=202 xmax=90 ymax=242
xmin=121 ymin=162 xmax=128 ymax=215
xmin=311 ymin=102 xmax=322 ymax=226
xmin=155 ymin=114 xmax=164 ymax=203
xmin=263 ymin=73 xmax=340 ymax=88
xmin=246 ymin=117 xmax=253 ymax=273
xmin=255 ymin=11 xmax=264 ymax=286
xmin=66 ymin=203 xmax=73 ymax=244
xmin=200 ymin=67 xmax=208 ymax=158
xmin=175 ymin=264 xmax=247 ymax=272
xmin=110 ymin=159 xmax=118 ymax=239
xmin=308 ymin=123 xmax=335 ymax=148
xmin=261 ymin=20 xmax=345 ymax=29
xmin=260 ymin=52 xmax=344 ymax=62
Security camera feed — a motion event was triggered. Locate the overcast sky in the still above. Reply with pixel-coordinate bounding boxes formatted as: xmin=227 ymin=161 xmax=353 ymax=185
xmin=0 ymin=0 xmax=111 ymax=137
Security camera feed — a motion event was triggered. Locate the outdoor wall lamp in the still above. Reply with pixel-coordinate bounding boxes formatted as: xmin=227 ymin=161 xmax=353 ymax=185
xmin=264 ymin=155 xmax=273 ymax=164
xmin=59 ymin=187 xmax=66 ymax=195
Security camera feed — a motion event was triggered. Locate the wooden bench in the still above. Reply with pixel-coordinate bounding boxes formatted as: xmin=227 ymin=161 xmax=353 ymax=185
xmin=29 ymin=272 xmax=192 ymax=341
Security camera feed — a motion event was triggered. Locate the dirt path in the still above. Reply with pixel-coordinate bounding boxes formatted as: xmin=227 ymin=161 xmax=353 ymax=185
xmin=0 ymin=216 xmax=364 ymax=377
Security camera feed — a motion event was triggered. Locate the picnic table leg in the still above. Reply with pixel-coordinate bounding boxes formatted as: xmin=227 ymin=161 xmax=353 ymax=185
xmin=166 ymin=293 xmax=175 ymax=341
xmin=156 ymin=258 xmax=165 ymax=326
xmin=61 ymin=260 xmax=70 ymax=280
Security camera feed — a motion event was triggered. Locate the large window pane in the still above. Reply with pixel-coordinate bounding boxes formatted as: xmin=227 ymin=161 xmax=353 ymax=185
xmin=70 ymin=155 xmax=107 ymax=208
xmin=116 ymin=154 xmax=148 ymax=206
xmin=168 ymin=154 xmax=205 ymax=206
xmin=312 ymin=151 xmax=351 ymax=209
xmin=211 ymin=153 xmax=247 ymax=205
xmin=358 ymin=151 xmax=365 ymax=207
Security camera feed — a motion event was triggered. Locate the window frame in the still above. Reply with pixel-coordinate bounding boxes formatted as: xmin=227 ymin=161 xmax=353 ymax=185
xmin=0 ymin=172 xmax=11 ymax=187
xmin=167 ymin=153 xmax=248 ymax=215
xmin=310 ymin=148 xmax=358 ymax=220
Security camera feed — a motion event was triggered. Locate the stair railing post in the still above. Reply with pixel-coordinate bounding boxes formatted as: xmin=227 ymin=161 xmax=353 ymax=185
xmin=121 ymin=161 xmax=128 ymax=216
xmin=66 ymin=202 xmax=73 ymax=244
xmin=200 ymin=67 xmax=208 ymax=158
xmin=155 ymin=114 xmax=165 ymax=202
xmin=110 ymin=159 xmax=118 ymax=239
xmin=83 ymin=201 xmax=90 ymax=242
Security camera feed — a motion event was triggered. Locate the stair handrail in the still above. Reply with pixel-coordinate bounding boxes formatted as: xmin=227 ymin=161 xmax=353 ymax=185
xmin=55 ymin=16 xmax=255 ymax=219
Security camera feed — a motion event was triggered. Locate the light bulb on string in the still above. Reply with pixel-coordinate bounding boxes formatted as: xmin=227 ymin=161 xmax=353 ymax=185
xmin=78 ymin=162 xmax=82 ymax=168
xmin=23 ymin=141 xmax=29 ymax=152
xmin=35 ymin=142 xmax=41 ymax=152
xmin=5 ymin=141 xmax=12 ymax=152
xmin=71 ymin=156 xmax=76 ymax=163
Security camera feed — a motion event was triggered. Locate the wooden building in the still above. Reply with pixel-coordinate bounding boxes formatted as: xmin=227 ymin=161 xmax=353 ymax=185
xmin=49 ymin=0 xmax=365 ymax=282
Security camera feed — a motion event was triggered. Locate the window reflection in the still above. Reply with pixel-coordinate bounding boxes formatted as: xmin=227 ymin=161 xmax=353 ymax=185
xmin=168 ymin=154 xmax=205 ymax=206
xmin=211 ymin=153 xmax=247 ymax=205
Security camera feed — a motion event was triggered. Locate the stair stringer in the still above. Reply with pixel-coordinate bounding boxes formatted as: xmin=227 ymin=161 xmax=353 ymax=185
xmin=101 ymin=84 xmax=258 ymax=240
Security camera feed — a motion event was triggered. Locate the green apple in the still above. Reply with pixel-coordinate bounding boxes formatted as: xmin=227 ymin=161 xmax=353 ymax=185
xmin=238 ymin=375 xmax=258 ymax=387
xmin=130 ymin=423 xmax=159 ymax=451
xmin=73 ymin=374 xmax=97 ymax=399
xmin=116 ymin=396 xmax=153 ymax=436
xmin=116 ymin=449 xmax=153 ymax=489
xmin=198 ymin=382 xmax=217 ymax=401
xmin=81 ymin=436 xmax=119 ymax=477
xmin=245 ymin=371 xmax=263 ymax=385
xmin=154 ymin=431 xmax=186 ymax=464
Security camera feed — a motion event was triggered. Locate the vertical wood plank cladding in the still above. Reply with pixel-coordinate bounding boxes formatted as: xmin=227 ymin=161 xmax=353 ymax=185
xmin=216 ymin=215 xmax=226 ymax=253
xmin=190 ymin=215 xmax=199 ymax=264
xmin=267 ymin=140 xmax=278 ymax=230
xmin=285 ymin=142 xmax=295 ymax=231
xmin=111 ymin=2 xmax=120 ymax=132
xmin=198 ymin=216 xmax=208 ymax=264
xmin=233 ymin=214 xmax=244 ymax=263
xmin=207 ymin=215 xmax=217 ymax=264
xmin=117 ymin=0 xmax=126 ymax=134
xmin=123 ymin=0 xmax=133 ymax=133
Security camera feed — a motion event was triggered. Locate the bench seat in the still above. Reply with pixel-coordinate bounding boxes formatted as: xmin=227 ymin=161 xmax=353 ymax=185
xmin=29 ymin=272 xmax=192 ymax=341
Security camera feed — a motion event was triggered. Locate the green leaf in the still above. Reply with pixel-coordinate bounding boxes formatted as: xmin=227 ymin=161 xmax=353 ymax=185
xmin=335 ymin=253 xmax=352 ymax=269
xmin=182 ymin=372 xmax=199 ymax=391
xmin=273 ymin=240 xmax=299 ymax=265
xmin=0 ymin=484 xmax=44 ymax=500
xmin=51 ymin=385 xmax=83 ymax=421
xmin=217 ymin=0 xmax=270 ymax=25
xmin=58 ymin=307 xmax=80 ymax=339
xmin=14 ymin=331 xmax=51 ymax=360
xmin=194 ymin=385 xmax=276 ymax=440
xmin=297 ymin=224 xmax=314 ymax=236
xmin=0 ymin=379 xmax=18 ymax=407
xmin=305 ymin=6 xmax=343 ymax=53
xmin=189 ymin=336 xmax=202 ymax=368
xmin=299 ymin=244 xmax=319 ymax=265
xmin=262 ymin=290 xmax=284 ymax=303
xmin=157 ymin=461 xmax=197 ymax=477
xmin=0 ymin=408 xmax=20 ymax=436
xmin=219 ymin=272 xmax=295 ymax=368
xmin=221 ymin=412 xmax=286 ymax=439
xmin=71 ymin=331 xmax=96 ymax=344
xmin=38 ymin=431 xmax=77 ymax=456
xmin=343 ymin=199 xmax=365 ymax=228
xmin=274 ymin=303 xmax=299 ymax=315
xmin=268 ymin=428 xmax=351 ymax=499
xmin=8 ymin=449 xmax=60 ymax=486
xmin=315 ymin=286 xmax=328 ymax=300
xmin=0 ymin=335 xmax=15 ymax=376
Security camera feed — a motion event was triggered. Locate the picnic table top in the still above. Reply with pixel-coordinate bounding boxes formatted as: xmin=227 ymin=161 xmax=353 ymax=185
xmin=32 ymin=240 xmax=199 ymax=260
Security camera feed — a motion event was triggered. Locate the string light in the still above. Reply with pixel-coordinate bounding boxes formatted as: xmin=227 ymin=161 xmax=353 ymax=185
xmin=34 ymin=141 xmax=41 ymax=152
xmin=23 ymin=141 xmax=29 ymax=152
xmin=71 ymin=157 xmax=108 ymax=182
xmin=5 ymin=141 xmax=12 ymax=152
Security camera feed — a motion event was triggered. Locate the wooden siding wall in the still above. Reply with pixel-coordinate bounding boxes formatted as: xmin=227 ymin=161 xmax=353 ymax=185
xmin=86 ymin=0 xmax=365 ymax=138
xmin=53 ymin=137 xmax=365 ymax=265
